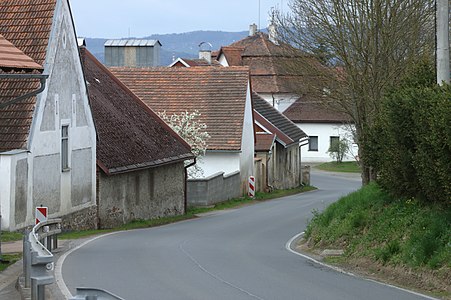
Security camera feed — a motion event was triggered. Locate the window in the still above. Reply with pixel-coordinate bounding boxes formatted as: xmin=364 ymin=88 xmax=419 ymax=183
xmin=309 ymin=136 xmax=318 ymax=151
xmin=61 ymin=125 xmax=69 ymax=171
xmin=330 ymin=136 xmax=340 ymax=148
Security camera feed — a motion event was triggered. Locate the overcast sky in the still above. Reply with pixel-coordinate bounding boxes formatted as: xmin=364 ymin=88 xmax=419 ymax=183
xmin=69 ymin=0 xmax=290 ymax=38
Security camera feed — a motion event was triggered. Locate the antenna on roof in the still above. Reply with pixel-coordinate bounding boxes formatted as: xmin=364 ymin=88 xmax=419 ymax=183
xmin=258 ymin=0 xmax=261 ymax=31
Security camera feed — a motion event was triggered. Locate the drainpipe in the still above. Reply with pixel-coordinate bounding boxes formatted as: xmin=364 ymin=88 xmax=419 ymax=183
xmin=184 ymin=158 xmax=197 ymax=214
xmin=0 ymin=74 xmax=49 ymax=109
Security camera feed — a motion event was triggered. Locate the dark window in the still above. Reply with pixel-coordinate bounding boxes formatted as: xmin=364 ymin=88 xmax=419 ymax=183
xmin=62 ymin=125 xmax=69 ymax=171
xmin=309 ymin=136 xmax=318 ymax=151
xmin=330 ymin=136 xmax=340 ymax=148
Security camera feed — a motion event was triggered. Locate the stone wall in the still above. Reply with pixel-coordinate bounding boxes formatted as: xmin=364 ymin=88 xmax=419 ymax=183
xmin=187 ymin=171 xmax=241 ymax=207
xmin=61 ymin=205 xmax=98 ymax=231
xmin=97 ymin=163 xmax=185 ymax=229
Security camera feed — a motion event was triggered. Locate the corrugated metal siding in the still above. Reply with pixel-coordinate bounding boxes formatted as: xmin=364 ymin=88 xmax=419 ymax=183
xmin=104 ymin=39 xmax=161 ymax=67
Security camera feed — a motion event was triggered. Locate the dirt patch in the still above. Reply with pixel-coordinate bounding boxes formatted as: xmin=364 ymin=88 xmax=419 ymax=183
xmin=296 ymin=238 xmax=450 ymax=299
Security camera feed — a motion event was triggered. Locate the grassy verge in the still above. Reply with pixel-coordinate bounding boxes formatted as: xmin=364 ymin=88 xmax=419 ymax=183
xmin=0 ymin=253 xmax=22 ymax=272
xmin=0 ymin=231 xmax=23 ymax=242
xmin=304 ymin=183 xmax=450 ymax=296
xmin=61 ymin=185 xmax=316 ymax=240
xmin=316 ymin=161 xmax=361 ymax=173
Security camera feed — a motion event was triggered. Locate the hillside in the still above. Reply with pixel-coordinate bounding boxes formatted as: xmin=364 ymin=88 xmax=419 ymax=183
xmin=83 ymin=30 xmax=252 ymax=66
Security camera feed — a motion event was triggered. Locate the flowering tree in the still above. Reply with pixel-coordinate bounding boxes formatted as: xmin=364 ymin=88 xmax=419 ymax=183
xmin=158 ymin=110 xmax=210 ymax=178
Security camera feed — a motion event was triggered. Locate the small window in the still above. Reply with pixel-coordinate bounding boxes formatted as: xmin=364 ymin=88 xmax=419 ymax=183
xmin=309 ymin=136 xmax=318 ymax=151
xmin=330 ymin=136 xmax=340 ymax=148
xmin=61 ymin=125 xmax=69 ymax=171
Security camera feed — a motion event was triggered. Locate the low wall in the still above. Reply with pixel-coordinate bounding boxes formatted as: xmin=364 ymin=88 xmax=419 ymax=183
xmin=187 ymin=171 xmax=241 ymax=207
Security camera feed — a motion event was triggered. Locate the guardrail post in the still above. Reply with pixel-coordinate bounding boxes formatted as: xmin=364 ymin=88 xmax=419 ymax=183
xmin=23 ymin=228 xmax=32 ymax=288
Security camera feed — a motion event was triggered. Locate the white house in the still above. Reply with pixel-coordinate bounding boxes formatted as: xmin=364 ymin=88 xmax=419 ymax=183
xmin=0 ymin=0 xmax=97 ymax=230
xmin=284 ymin=98 xmax=358 ymax=162
xmin=110 ymin=66 xmax=255 ymax=194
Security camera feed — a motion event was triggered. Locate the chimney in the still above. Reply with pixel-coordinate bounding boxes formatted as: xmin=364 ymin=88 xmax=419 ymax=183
xmin=198 ymin=42 xmax=212 ymax=64
xmin=249 ymin=23 xmax=257 ymax=36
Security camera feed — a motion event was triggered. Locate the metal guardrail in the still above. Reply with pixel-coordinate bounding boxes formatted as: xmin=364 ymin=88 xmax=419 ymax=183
xmin=70 ymin=287 xmax=125 ymax=300
xmin=23 ymin=219 xmax=62 ymax=300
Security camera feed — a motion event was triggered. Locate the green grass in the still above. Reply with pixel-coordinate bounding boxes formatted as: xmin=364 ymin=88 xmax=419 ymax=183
xmin=305 ymin=183 xmax=451 ymax=270
xmin=0 ymin=231 xmax=23 ymax=242
xmin=316 ymin=161 xmax=361 ymax=173
xmin=0 ymin=253 xmax=22 ymax=272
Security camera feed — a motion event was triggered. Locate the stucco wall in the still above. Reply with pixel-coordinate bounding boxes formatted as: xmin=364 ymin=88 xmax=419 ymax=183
xmin=197 ymin=152 xmax=241 ymax=178
xmin=187 ymin=171 xmax=241 ymax=207
xmin=297 ymin=123 xmax=358 ymax=162
xmin=98 ymin=163 xmax=185 ymax=229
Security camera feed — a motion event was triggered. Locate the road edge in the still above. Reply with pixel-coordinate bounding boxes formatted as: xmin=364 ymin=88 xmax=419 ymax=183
xmin=285 ymin=232 xmax=440 ymax=300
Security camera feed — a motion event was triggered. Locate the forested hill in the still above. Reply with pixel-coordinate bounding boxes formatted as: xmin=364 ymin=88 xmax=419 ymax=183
xmin=83 ymin=30 xmax=252 ymax=66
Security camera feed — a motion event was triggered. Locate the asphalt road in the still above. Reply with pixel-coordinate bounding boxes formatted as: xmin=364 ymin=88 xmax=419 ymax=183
xmin=60 ymin=170 xmax=432 ymax=300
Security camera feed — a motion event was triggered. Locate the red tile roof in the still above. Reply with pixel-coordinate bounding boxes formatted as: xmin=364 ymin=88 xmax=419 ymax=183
xmin=255 ymin=133 xmax=275 ymax=152
xmin=110 ymin=66 xmax=250 ymax=151
xmin=0 ymin=0 xmax=56 ymax=152
xmin=0 ymin=34 xmax=42 ymax=71
xmin=222 ymin=33 xmax=324 ymax=94
xmin=80 ymin=48 xmax=194 ymax=175
xmin=283 ymin=96 xmax=351 ymax=123
xmin=0 ymin=0 xmax=56 ymax=65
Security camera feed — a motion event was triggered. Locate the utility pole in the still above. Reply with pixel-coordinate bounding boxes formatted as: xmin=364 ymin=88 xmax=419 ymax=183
xmin=436 ymin=0 xmax=450 ymax=85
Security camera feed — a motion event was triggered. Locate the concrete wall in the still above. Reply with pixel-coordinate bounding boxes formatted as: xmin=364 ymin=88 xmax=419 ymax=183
xmin=297 ymin=123 xmax=358 ymax=162
xmin=98 ymin=163 xmax=185 ymax=229
xmin=0 ymin=0 xmax=97 ymax=231
xmin=187 ymin=171 xmax=241 ymax=207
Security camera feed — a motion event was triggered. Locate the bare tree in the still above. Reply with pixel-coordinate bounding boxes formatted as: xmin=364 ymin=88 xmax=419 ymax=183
xmin=275 ymin=0 xmax=435 ymax=184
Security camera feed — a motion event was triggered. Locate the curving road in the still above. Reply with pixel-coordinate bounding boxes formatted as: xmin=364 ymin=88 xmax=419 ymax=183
xmin=60 ymin=170 xmax=433 ymax=300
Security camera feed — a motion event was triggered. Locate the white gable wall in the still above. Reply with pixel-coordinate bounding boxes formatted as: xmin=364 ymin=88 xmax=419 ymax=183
xmin=239 ymin=82 xmax=255 ymax=190
xmin=256 ymin=93 xmax=299 ymax=113
xmin=1 ymin=0 xmax=96 ymax=230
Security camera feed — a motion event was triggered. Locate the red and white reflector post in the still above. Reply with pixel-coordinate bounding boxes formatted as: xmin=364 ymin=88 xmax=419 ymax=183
xmin=248 ymin=176 xmax=255 ymax=198
xmin=35 ymin=206 xmax=48 ymax=225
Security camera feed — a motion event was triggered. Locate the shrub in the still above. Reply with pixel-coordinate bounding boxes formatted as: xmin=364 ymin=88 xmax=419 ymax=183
xmin=366 ymin=62 xmax=451 ymax=204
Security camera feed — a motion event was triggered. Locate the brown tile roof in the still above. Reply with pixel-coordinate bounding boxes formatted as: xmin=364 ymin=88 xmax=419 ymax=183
xmin=283 ymin=96 xmax=351 ymax=123
xmin=110 ymin=66 xmax=250 ymax=151
xmin=0 ymin=70 xmax=41 ymax=152
xmin=252 ymin=92 xmax=307 ymax=144
xmin=80 ymin=48 xmax=194 ymax=175
xmin=217 ymin=46 xmax=244 ymax=66
xmin=0 ymin=0 xmax=56 ymax=65
xmin=254 ymin=111 xmax=293 ymax=147
xmin=0 ymin=34 xmax=42 ymax=71
xmin=255 ymin=133 xmax=275 ymax=152
xmin=0 ymin=0 xmax=56 ymax=152
xmin=223 ymin=33 xmax=324 ymax=95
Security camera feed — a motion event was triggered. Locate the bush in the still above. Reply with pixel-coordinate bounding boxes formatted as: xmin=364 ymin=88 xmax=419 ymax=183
xmin=366 ymin=63 xmax=451 ymax=204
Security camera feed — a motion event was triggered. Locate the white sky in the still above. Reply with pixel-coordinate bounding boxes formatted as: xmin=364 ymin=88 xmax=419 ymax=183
xmin=69 ymin=0 xmax=290 ymax=38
